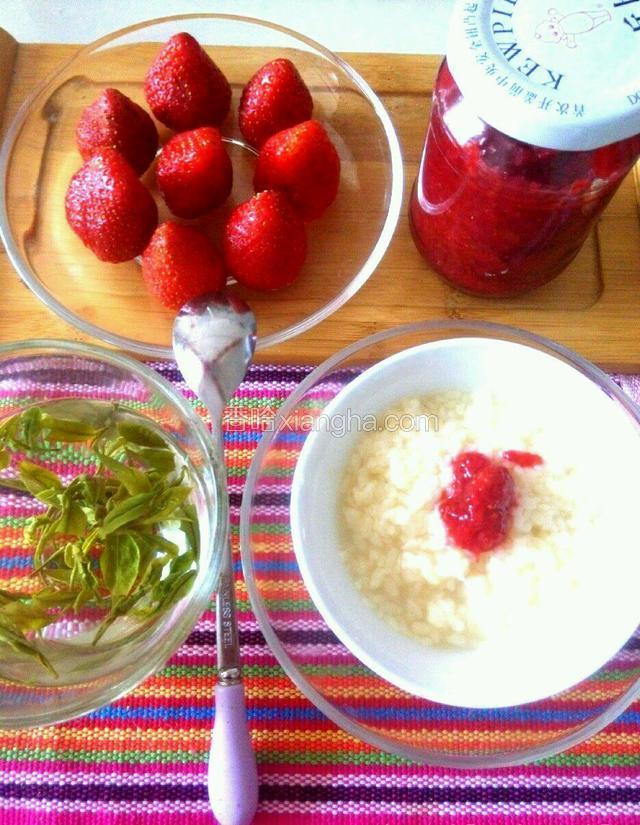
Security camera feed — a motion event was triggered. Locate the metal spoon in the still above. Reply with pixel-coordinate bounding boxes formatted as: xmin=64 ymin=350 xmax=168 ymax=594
xmin=172 ymin=292 xmax=258 ymax=825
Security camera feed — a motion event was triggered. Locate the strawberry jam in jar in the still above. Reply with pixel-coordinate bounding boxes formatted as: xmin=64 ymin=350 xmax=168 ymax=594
xmin=410 ymin=0 xmax=640 ymax=297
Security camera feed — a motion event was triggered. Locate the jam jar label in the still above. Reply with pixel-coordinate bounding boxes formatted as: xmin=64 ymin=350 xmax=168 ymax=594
xmin=447 ymin=0 xmax=640 ymax=150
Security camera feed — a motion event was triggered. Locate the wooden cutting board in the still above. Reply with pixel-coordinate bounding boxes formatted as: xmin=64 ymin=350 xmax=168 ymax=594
xmin=1 ymin=28 xmax=639 ymax=371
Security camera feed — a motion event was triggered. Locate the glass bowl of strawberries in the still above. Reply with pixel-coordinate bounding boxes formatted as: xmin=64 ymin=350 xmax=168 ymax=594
xmin=0 ymin=15 xmax=403 ymax=357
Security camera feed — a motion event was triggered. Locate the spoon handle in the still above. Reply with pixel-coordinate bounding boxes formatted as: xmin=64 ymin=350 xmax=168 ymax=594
xmin=210 ymin=533 xmax=258 ymax=824
xmin=209 ymin=680 xmax=259 ymax=825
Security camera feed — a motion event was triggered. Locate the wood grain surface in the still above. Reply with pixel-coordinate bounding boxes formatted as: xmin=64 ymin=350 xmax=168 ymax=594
xmin=0 ymin=30 xmax=17 ymax=133
xmin=0 ymin=34 xmax=639 ymax=370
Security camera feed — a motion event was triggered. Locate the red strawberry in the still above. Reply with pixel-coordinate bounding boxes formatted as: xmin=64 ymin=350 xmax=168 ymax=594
xmin=239 ymin=59 xmax=313 ymax=148
xmin=254 ymin=120 xmax=340 ymax=220
xmin=65 ymin=148 xmax=158 ymax=263
xmin=144 ymin=33 xmax=231 ymax=131
xmin=156 ymin=127 xmax=232 ymax=219
xmin=75 ymin=88 xmax=159 ymax=175
xmin=223 ymin=191 xmax=307 ymax=290
xmin=141 ymin=221 xmax=226 ymax=310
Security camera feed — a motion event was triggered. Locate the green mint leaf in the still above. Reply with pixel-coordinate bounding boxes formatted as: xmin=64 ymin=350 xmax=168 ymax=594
xmin=100 ymin=533 xmax=140 ymax=600
xmin=95 ymin=451 xmax=151 ymax=496
xmin=141 ymin=485 xmax=191 ymax=525
xmin=116 ymin=421 xmax=167 ymax=448
xmin=125 ymin=444 xmax=177 ymax=475
xmin=0 ymin=615 xmax=57 ymax=676
xmin=100 ymin=492 xmax=157 ymax=536
xmin=18 ymin=461 xmax=63 ymax=499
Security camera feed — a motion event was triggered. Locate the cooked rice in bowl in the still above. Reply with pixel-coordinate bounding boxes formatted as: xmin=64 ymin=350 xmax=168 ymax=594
xmin=340 ymin=390 xmax=605 ymax=647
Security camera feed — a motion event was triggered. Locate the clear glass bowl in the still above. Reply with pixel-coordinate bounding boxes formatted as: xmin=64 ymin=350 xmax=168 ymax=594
xmin=0 ymin=339 xmax=226 ymax=728
xmin=240 ymin=320 xmax=640 ymax=767
xmin=0 ymin=14 xmax=403 ymax=357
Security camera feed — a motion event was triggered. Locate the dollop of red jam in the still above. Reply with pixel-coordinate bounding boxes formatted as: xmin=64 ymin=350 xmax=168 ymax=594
xmin=502 ymin=450 xmax=543 ymax=468
xmin=409 ymin=61 xmax=640 ymax=297
xmin=439 ymin=452 xmax=516 ymax=557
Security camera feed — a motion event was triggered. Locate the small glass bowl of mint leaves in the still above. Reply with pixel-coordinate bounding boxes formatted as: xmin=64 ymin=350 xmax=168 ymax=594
xmin=0 ymin=340 xmax=226 ymax=728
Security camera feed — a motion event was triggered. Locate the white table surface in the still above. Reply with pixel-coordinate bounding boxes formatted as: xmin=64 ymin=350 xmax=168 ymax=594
xmin=0 ymin=0 xmax=453 ymax=53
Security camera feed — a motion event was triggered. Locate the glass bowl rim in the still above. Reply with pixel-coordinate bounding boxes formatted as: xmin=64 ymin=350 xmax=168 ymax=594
xmin=0 ymin=12 xmax=404 ymax=358
xmin=0 ymin=337 xmax=227 ymax=728
xmin=239 ymin=318 xmax=640 ymax=767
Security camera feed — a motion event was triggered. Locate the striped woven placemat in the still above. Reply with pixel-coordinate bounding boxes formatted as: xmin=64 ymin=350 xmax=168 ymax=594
xmin=0 ymin=362 xmax=638 ymax=825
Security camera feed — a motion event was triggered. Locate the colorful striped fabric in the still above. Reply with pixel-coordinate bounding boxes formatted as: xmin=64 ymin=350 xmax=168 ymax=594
xmin=0 ymin=362 xmax=639 ymax=824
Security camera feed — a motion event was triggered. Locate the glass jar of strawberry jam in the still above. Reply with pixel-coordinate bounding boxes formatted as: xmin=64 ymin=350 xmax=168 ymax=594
xmin=410 ymin=0 xmax=640 ymax=297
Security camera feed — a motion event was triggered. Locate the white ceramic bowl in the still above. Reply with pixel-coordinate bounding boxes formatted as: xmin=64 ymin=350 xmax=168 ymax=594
xmin=290 ymin=337 xmax=640 ymax=708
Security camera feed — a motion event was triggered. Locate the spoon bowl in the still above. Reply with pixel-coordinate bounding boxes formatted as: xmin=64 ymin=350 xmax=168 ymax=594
xmin=173 ymin=293 xmax=256 ymax=427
